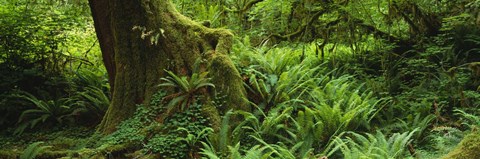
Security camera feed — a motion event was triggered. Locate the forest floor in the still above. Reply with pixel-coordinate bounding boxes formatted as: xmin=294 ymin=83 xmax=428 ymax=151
xmin=0 ymin=126 xmax=94 ymax=158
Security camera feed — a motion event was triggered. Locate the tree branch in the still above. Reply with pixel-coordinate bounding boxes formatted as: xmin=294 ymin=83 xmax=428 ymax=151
xmin=272 ymin=9 xmax=327 ymax=40
xmin=228 ymin=0 xmax=265 ymax=13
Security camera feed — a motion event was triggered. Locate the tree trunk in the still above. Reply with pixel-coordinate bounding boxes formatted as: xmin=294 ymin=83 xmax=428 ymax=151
xmin=89 ymin=0 xmax=249 ymax=134
xmin=88 ymin=0 xmax=115 ymax=92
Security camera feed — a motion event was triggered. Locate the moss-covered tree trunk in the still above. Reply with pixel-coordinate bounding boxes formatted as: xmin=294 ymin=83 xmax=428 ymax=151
xmin=89 ymin=0 xmax=249 ymax=134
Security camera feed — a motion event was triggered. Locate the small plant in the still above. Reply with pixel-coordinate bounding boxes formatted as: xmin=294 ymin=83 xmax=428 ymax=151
xmin=308 ymin=76 xmax=385 ymax=143
xmin=71 ymin=86 xmax=110 ymax=119
xmin=144 ymin=102 xmax=211 ymax=158
xmin=14 ymin=93 xmax=74 ymax=135
xmin=146 ymin=134 xmax=188 ymax=158
xmin=101 ymin=104 xmax=158 ymax=145
xmin=201 ymin=142 xmax=271 ymax=159
xmin=328 ymin=129 xmax=417 ymax=159
xmin=101 ymin=91 xmax=166 ymax=146
xmin=73 ymin=69 xmax=109 ymax=90
xmin=158 ymin=69 xmax=214 ymax=116
xmin=454 ymin=109 xmax=480 ymax=129
xmin=175 ymin=127 xmax=214 ymax=158
xmin=430 ymin=126 xmax=464 ymax=155
xmin=20 ymin=141 xmax=52 ymax=159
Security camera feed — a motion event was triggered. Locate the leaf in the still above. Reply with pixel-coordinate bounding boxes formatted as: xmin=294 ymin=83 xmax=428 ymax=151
xmin=20 ymin=142 xmax=52 ymax=159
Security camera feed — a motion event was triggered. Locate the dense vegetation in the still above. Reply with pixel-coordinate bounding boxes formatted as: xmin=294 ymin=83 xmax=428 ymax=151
xmin=1 ymin=0 xmax=479 ymax=158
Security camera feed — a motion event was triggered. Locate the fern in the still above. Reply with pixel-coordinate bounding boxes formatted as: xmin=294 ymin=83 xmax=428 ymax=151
xmin=429 ymin=126 xmax=464 ymax=154
xmin=73 ymin=69 xmax=108 ymax=89
xmin=175 ymin=127 xmax=213 ymax=157
xmin=286 ymin=107 xmax=324 ymax=156
xmin=454 ymin=109 xmax=480 ymax=129
xmin=158 ymin=69 xmax=214 ymax=116
xmin=20 ymin=141 xmax=51 ymax=159
xmin=201 ymin=141 xmax=271 ymax=159
xmin=307 ymin=76 xmax=384 ymax=143
xmin=200 ymin=140 xmax=221 ymax=159
xmin=329 ymin=129 xmax=417 ymax=159
xmin=72 ymin=86 xmax=110 ymax=119
xmin=14 ymin=92 xmax=72 ymax=135
xmin=204 ymin=109 xmax=239 ymax=156
xmin=251 ymin=135 xmax=310 ymax=159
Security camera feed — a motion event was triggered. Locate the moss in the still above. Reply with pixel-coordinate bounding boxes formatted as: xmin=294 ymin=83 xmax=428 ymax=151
xmin=50 ymin=137 xmax=77 ymax=150
xmin=441 ymin=132 xmax=480 ymax=159
xmin=97 ymin=0 xmax=248 ymax=134
xmin=36 ymin=150 xmax=74 ymax=159
xmin=125 ymin=150 xmax=160 ymax=159
xmin=201 ymin=103 xmax=221 ymax=131
xmin=0 ymin=150 xmax=19 ymax=159
xmin=76 ymin=148 xmax=105 ymax=159
xmin=99 ymin=143 xmax=140 ymax=158
xmin=208 ymin=54 xmax=250 ymax=112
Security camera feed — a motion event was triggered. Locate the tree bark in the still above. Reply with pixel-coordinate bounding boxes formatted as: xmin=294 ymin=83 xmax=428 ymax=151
xmin=88 ymin=0 xmax=115 ymax=91
xmin=89 ymin=0 xmax=249 ymax=134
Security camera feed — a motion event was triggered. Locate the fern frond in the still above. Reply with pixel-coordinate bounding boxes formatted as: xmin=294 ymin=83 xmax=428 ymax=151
xmin=20 ymin=142 xmax=51 ymax=159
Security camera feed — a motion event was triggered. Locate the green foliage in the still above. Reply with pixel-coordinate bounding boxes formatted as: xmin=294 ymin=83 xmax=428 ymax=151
xmin=68 ymin=69 xmax=110 ymax=124
xmin=99 ymin=90 xmax=212 ymax=158
xmin=309 ymin=76 xmax=383 ymax=135
xmin=2 ymin=0 xmax=480 ymax=158
xmin=175 ymin=127 xmax=213 ymax=153
xmin=101 ymin=105 xmax=160 ymax=145
xmin=100 ymin=91 xmax=166 ymax=146
xmin=227 ymin=143 xmax=270 ymax=159
xmin=144 ymin=102 xmax=211 ymax=158
xmin=72 ymin=69 xmax=109 ymax=90
xmin=200 ymin=73 xmax=383 ymax=157
xmin=14 ymin=92 xmax=75 ymax=135
xmin=201 ymin=142 xmax=272 ymax=159
xmin=146 ymin=126 xmax=213 ymax=158
xmin=425 ymin=126 xmax=464 ymax=157
xmin=78 ymin=86 xmax=109 ymax=114
xmin=11 ymin=69 xmax=109 ymax=134
xmin=0 ymin=0 xmax=102 ymax=129
xmin=173 ymin=1 xmax=224 ymax=27
xmin=20 ymin=141 xmax=52 ymax=159
xmin=201 ymin=38 xmax=386 ymax=157
xmin=328 ymin=130 xmax=417 ymax=159
xmin=455 ymin=109 xmax=480 ymax=129
xmin=238 ymin=44 xmax=303 ymax=111
xmin=146 ymin=134 xmax=188 ymax=158
xmin=158 ymin=69 xmax=214 ymax=115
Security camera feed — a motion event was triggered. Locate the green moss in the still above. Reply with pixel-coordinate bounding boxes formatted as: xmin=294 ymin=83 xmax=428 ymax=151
xmin=208 ymin=54 xmax=250 ymax=112
xmin=441 ymin=132 xmax=480 ymax=159
xmin=98 ymin=0 xmax=247 ymax=135
xmin=125 ymin=150 xmax=159 ymax=159
xmin=201 ymin=103 xmax=221 ymax=131
xmin=50 ymin=137 xmax=77 ymax=150
xmin=75 ymin=148 xmax=105 ymax=159
xmin=0 ymin=150 xmax=19 ymax=159
xmin=36 ymin=150 xmax=74 ymax=159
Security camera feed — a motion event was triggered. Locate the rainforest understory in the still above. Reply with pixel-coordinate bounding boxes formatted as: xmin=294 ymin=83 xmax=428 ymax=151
xmin=1 ymin=0 xmax=480 ymax=159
